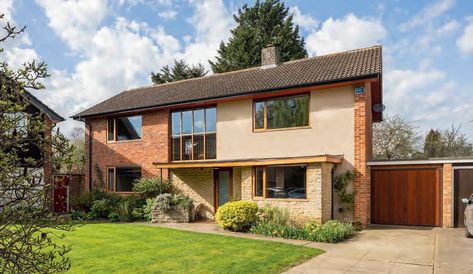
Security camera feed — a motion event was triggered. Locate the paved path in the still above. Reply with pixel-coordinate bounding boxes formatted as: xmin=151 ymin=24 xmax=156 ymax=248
xmin=145 ymin=222 xmax=473 ymax=273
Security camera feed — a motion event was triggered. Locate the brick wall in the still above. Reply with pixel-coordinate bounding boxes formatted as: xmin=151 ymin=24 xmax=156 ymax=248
xmin=442 ymin=163 xmax=453 ymax=227
xmin=84 ymin=110 xmax=169 ymax=191
xmin=353 ymin=82 xmax=373 ymax=225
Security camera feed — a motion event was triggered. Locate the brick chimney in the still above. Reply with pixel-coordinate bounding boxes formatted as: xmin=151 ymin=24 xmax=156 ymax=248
xmin=261 ymin=44 xmax=280 ymax=68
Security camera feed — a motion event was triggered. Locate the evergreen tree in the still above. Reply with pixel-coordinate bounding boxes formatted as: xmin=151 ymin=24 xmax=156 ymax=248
xmin=151 ymin=59 xmax=207 ymax=85
xmin=210 ymin=0 xmax=307 ymax=73
xmin=424 ymin=129 xmax=444 ymax=157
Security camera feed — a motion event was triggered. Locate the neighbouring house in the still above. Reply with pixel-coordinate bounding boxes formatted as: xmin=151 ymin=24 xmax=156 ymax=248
xmin=12 ymin=91 xmax=65 ymax=184
xmin=72 ymin=45 xmax=383 ymax=225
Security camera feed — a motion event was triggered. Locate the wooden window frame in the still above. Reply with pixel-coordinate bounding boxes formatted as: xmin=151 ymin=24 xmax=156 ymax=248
xmin=170 ymin=106 xmax=217 ymax=161
xmin=107 ymin=115 xmax=142 ymax=143
xmin=252 ymin=164 xmax=308 ymax=200
xmin=253 ymin=93 xmax=311 ymax=132
xmin=106 ymin=166 xmax=141 ymax=193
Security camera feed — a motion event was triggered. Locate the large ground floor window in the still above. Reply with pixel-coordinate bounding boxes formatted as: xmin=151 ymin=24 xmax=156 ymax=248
xmin=254 ymin=165 xmax=307 ymax=199
xmin=107 ymin=167 xmax=141 ymax=192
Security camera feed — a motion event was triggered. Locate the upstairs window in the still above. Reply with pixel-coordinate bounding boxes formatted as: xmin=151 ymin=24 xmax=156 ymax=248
xmin=254 ymin=94 xmax=309 ymax=130
xmin=171 ymin=107 xmax=216 ymax=161
xmin=107 ymin=115 xmax=142 ymax=142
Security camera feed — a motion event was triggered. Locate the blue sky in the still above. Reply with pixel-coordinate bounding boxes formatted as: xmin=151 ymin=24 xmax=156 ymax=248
xmin=1 ymin=0 xmax=473 ymax=139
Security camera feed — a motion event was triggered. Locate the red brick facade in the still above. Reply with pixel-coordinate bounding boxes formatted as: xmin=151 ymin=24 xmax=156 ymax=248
xmin=84 ymin=110 xmax=169 ymax=191
xmin=43 ymin=114 xmax=53 ymax=186
xmin=353 ymin=82 xmax=373 ymax=225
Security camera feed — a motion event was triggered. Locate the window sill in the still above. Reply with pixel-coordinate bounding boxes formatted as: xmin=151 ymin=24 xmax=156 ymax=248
xmin=107 ymin=139 xmax=142 ymax=144
xmin=253 ymin=126 xmax=311 ymax=133
xmin=252 ymin=197 xmax=310 ymax=202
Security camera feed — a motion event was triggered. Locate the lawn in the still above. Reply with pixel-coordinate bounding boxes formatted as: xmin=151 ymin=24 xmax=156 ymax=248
xmin=58 ymin=223 xmax=322 ymax=274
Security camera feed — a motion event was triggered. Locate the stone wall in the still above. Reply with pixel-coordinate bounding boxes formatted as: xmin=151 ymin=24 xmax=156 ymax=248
xmin=171 ymin=168 xmax=214 ymax=219
xmin=151 ymin=206 xmax=192 ymax=223
xmin=240 ymin=163 xmax=333 ymax=223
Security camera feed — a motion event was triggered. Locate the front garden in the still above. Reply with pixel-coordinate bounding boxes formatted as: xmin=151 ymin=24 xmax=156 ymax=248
xmin=58 ymin=223 xmax=321 ymax=273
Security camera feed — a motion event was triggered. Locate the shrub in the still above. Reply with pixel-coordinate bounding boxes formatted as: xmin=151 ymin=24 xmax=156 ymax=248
xmin=69 ymin=210 xmax=87 ymax=221
xmin=215 ymin=201 xmax=258 ymax=232
xmin=152 ymin=193 xmax=193 ymax=212
xmin=142 ymin=198 xmax=155 ymax=221
xmin=116 ymin=201 xmax=133 ymax=222
xmin=90 ymin=199 xmax=113 ymax=219
xmin=71 ymin=190 xmax=108 ymax=212
xmin=132 ymin=177 xmax=172 ymax=198
xmin=108 ymin=212 xmax=120 ymax=222
xmin=250 ymin=222 xmax=308 ymax=239
xmin=257 ymin=204 xmax=290 ymax=226
xmin=310 ymin=220 xmax=355 ymax=243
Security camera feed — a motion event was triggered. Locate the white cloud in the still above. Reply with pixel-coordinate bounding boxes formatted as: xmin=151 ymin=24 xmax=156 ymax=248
xmin=399 ymin=0 xmax=454 ymax=32
xmin=290 ymin=6 xmax=318 ymax=31
xmin=0 ymin=0 xmax=14 ymax=21
xmin=35 ymin=0 xmax=108 ymax=52
xmin=457 ymin=17 xmax=473 ymax=54
xmin=306 ymin=14 xmax=386 ymax=56
xmin=437 ymin=20 xmax=460 ymax=36
xmin=158 ymin=10 xmax=178 ymax=20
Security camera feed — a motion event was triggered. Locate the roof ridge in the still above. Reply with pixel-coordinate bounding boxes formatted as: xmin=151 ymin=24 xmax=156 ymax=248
xmin=125 ymin=44 xmax=382 ymax=93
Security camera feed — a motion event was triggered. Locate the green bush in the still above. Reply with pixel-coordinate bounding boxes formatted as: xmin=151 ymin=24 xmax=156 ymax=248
xmin=108 ymin=212 xmax=120 ymax=222
xmin=71 ymin=190 xmax=109 ymax=212
xmin=90 ymin=199 xmax=113 ymax=219
xmin=142 ymin=198 xmax=155 ymax=221
xmin=215 ymin=201 xmax=258 ymax=232
xmin=132 ymin=177 xmax=172 ymax=198
xmin=69 ymin=210 xmax=87 ymax=221
xmin=250 ymin=222 xmax=308 ymax=239
xmin=310 ymin=220 xmax=355 ymax=243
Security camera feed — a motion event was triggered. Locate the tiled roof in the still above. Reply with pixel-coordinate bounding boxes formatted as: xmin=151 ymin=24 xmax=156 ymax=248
xmin=72 ymin=45 xmax=382 ymax=119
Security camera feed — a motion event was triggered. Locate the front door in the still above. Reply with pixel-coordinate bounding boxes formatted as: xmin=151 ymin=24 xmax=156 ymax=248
xmin=214 ymin=169 xmax=232 ymax=210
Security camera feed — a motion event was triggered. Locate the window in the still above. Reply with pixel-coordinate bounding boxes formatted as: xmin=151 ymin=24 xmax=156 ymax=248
xmin=254 ymin=94 xmax=309 ymax=130
xmin=171 ymin=107 xmax=216 ymax=161
xmin=107 ymin=115 xmax=142 ymax=141
xmin=107 ymin=167 xmax=141 ymax=192
xmin=253 ymin=165 xmax=306 ymax=199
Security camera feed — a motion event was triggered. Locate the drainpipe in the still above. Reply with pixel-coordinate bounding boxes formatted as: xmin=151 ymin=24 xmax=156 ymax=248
xmin=88 ymin=122 xmax=93 ymax=191
xmin=331 ymin=165 xmax=336 ymax=220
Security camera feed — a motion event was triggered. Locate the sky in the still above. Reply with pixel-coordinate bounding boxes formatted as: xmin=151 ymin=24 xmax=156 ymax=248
xmin=1 ymin=0 xmax=473 ymax=139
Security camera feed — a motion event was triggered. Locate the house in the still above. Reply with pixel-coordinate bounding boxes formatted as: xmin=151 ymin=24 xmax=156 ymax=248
xmin=72 ymin=45 xmax=383 ymax=225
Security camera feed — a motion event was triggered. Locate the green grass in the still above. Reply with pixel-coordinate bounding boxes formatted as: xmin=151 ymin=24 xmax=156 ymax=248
xmin=58 ymin=223 xmax=322 ymax=274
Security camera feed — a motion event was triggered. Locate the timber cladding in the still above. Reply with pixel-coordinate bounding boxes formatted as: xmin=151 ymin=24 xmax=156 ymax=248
xmin=370 ymin=165 xmax=442 ymax=227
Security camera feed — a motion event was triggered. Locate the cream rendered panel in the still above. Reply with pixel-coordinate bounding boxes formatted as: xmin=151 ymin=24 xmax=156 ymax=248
xmin=216 ymin=86 xmax=355 ymax=173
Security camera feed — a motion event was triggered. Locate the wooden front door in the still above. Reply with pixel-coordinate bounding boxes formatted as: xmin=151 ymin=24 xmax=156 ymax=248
xmin=214 ymin=169 xmax=232 ymax=210
xmin=454 ymin=168 xmax=473 ymax=227
xmin=371 ymin=166 xmax=441 ymax=226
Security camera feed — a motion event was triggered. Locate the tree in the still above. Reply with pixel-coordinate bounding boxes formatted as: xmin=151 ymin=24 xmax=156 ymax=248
xmin=424 ymin=129 xmax=444 ymax=158
xmin=151 ymin=59 xmax=207 ymax=85
xmin=373 ymin=115 xmax=422 ymax=160
xmin=51 ymin=128 xmax=85 ymax=174
xmin=0 ymin=15 xmax=73 ymax=273
xmin=424 ymin=124 xmax=473 ymax=158
xmin=209 ymin=0 xmax=307 ymax=73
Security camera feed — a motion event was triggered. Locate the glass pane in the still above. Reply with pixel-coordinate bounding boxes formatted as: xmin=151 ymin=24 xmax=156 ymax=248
xmin=255 ymin=167 xmax=264 ymax=197
xmin=205 ymin=107 xmax=216 ymax=132
xmin=193 ymin=134 xmax=204 ymax=160
xmin=182 ymin=110 xmax=192 ymax=134
xmin=171 ymin=111 xmax=181 ymax=136
xmin=182 ymin=135 xmax=192 ymax=160
xmin=108 ymin=169 xmax=115 ymax=191
xmin=254 ymin=102 xmax=264 ymax=129
xmin=218 ymin=171 xmax=230 ymax=206
xmin=108 ymin=119 xmax=114 ymax=141
xmin=266 ymin=165 xmax=306 ymax=199
xmin=116 ymin=116 xmax=142 ymax=141
xmin=205 ymin=133 xmax=216 ymax=159
xmin=267 ymin=96 xmax=309 ymax=129
xmin=172 ymin=137 xmax=181 ymax=161
xmin=116 ymin=167 xmax=141 ymax=192
xmin=193 ymin=109 xmax=205 ymax=133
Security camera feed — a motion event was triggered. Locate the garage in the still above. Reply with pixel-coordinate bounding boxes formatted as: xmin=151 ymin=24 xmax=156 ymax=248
xmin=454 ymin=167 xmax=473 ymax=227
xmin=370 ymin=165 xmax=442 ymax=226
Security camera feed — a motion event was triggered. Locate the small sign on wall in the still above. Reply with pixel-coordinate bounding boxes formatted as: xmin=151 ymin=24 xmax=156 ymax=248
xmin=354 ymin=86 xmax=365 ymax=94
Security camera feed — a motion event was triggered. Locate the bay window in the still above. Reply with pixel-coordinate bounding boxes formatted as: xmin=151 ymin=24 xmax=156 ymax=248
xmin=254 ymin=165 xmax=307 ymax=199
xmin=171 ymin=107 xmax=216 ymax=161
xmin=254 ymin=94 xmax=309 ymax=130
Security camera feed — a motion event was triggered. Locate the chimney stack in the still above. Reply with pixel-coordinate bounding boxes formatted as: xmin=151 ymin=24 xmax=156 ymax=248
xmin=261 ymin=44 xmax=280 ymax=68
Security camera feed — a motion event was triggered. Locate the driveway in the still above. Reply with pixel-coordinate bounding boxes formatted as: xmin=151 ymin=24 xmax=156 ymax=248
xmin=287 ymin=225 xmax=473 ymax=274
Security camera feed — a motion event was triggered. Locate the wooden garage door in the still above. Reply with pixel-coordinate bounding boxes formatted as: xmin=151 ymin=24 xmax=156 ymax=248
xmin=371 ymin=167 xmax=441 ymax=226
